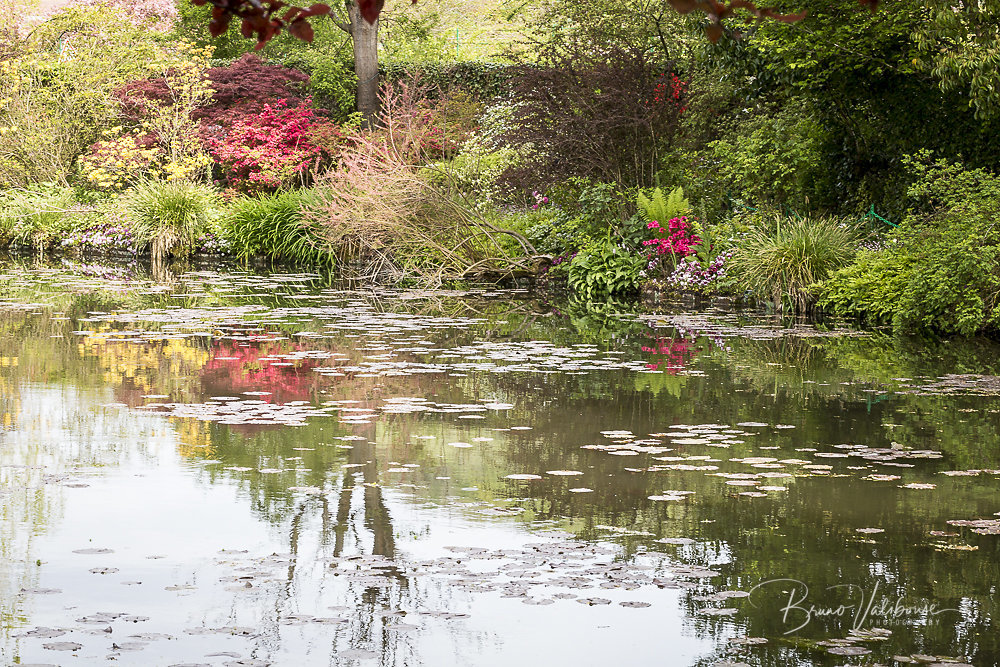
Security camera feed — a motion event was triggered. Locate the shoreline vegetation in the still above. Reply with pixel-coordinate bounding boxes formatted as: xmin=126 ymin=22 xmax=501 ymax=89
xmin=3 ymin=0 xmax=1000 ymax=336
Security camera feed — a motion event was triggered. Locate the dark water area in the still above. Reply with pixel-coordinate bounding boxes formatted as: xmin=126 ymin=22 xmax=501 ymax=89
xmin=1 ymin=255 xmax=999 ymax=666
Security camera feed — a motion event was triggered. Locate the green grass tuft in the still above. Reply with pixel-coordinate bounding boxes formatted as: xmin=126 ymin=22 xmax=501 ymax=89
xmin=727 ymin=214 xmax=858 ymax=312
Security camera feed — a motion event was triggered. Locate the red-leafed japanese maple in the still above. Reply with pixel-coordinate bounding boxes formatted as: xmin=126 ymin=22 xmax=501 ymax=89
xmin=206 ymin=99 xmax=328 ymax=192
xmin=117 ymin=53 xmax=309 ymax=123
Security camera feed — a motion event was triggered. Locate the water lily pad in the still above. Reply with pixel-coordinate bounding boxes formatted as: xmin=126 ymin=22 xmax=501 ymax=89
xmin=42 ymin=642 xmax=83 ymax=651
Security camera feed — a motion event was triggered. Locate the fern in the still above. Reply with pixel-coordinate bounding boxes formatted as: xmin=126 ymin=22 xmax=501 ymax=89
xmin=637 ymin=186 xmax=691 ymax=224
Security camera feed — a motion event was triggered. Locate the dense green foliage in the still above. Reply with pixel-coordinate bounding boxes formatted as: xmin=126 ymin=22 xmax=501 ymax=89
xmin=726 ymin=214 xmax=857 ymax=311
xmin=124 ymin=180 xmax=217 ymax=260
xmin=568 ymin=241 xmax=644 ymax=299
xmin=218 ymin=190 xmax=334 ymax=266
xmin=819 ymin=156 xmax=1000 ymax=336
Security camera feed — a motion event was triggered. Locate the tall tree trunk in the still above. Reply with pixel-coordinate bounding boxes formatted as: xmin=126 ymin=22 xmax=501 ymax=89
xmin=347 ymin=2 xmax=380 ymax=128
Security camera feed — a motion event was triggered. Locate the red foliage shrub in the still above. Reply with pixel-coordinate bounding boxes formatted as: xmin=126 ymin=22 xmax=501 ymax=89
xmin=116 ymin=53 xmax=310 ymax=122
xmin=206 ymin=99 xmax=326 ymax=192
xmin=205 ymin=53 xmax=309 ymax=113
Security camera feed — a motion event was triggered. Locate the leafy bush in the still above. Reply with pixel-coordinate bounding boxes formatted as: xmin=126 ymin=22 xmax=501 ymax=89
xmin=500 ymin=44 xmax=687 ymax=191
xmin=727 ymin=214 xmax=857 ymax=311
xmin=512 ymin=179 xmax=634 ymax=257
xmin=0 ymin=185 xmax=83 ymax=249
xmin=820 ymin=219 xmax=1000 ymax=336
xmin=78 ymin=135 xmax=161 ymax=191
xmin=304 ymin=81 xmax=534 ymax=284
xmin=819 ymin=155 xmax=1000 ymax=336
xmin=217 ymin=190 xmax=332 ymax=266
xmin=708 ymin=102 xmax=830 ymax=211
xmin=0 ymin=7 xmax=162 ymax=186
xmin=817 ymin=249 xmax=909 ymax=326
xmin=568 ymin=241 xmax=644 ymax=299
xmin=118 ymin=53 xmax=310 ymax=123
xmin=123 ymin=180 xmax=218 ymax=261
xmin=206 ymin=100 xmax=328 ymax=193
xmin=637 ymin=187 xmax=691 ymax=227
xmin=77 ymin=40 xmax=215 ymax=190
xmin=300 ymin=53 xmax=358 ymax=121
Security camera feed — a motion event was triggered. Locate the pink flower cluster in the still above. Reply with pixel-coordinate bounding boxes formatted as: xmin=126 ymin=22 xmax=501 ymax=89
xmin=531 ymin=190 xmax=549 ymax=210
xmin=207 ymin=99 xmax=325 ymax=192
xmin=642 ymin=216 xmax=701 ymax=257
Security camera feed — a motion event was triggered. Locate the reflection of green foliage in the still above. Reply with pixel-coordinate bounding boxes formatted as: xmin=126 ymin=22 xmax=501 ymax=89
xmin=633 ymin=371 xmax=686 ymax=398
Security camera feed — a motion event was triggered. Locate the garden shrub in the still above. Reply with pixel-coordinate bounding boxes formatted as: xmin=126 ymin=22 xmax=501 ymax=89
xmin=303 ymin=81 xmax=534 ymax=284
xmin=819 ymin=154 xmax=1000 ymax=336
xmin=500 ymin=43 xmax=687 ymax=192
xmin=77 ymin=40 xmax=215 ymax=190
xmin=0 ymin=185 xmax=83 ymax=249
xmin=708 ymin=102 xmax=830 ymax=212
xmin=514 ymin=179 xmax=635 ymax=257
xmin=117 ymin=53 xmax=310 ymax=125
xmin=300 ymin=53 xmax=358 ymax=121
xmin=206 ymin=100 xmax=328 ymax=193
xmin=568 ymin=241 xmax=644 ymax=299
xmin=0 ymin=6 xmax=162 ymax=186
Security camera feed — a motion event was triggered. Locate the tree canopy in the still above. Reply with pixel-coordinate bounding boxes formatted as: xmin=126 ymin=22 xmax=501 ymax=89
xmin=190 ymin=0 xmax=881 ymax=49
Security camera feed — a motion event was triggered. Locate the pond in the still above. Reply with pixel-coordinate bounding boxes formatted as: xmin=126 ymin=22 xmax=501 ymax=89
xmin=1 ymin=256 xmax=998 ymax=666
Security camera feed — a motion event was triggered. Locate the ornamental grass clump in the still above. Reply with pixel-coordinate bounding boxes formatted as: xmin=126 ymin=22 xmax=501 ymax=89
xmin=123 ymin=179 xmax=217 ymax=261
xmin=305 ymin=79 xmax=535 ymax=285
xmin=727 ymin=214 xmax=857 ymax=311
xmin=218 ymin=190 xmax=333 ymax=266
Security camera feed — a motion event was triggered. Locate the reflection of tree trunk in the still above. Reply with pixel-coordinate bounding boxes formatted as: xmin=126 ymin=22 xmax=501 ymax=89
xmin=346 ymin=2 xmax=380 ymax=129
xmin=284 ymin=502 xmax=307 ymax=591
xmin=334 ymin=471 xmax=355 ymax=557
xmin=364 ymin=483 xmax=395 ymax=558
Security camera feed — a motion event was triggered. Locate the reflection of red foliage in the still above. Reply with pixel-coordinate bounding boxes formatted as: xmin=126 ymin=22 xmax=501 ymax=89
xmin=641 ymin=336 xmax=699 ymax=374
xmin=200 ymin=341 xmax=322 ymax=403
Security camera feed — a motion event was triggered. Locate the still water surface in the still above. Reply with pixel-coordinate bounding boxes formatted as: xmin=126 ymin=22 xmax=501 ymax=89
xmin=1 ymin=257 xmax=999 ymax=666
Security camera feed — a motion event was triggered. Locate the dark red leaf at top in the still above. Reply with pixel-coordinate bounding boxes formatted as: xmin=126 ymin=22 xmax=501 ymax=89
xmin=288 ymin=18 xmax=314 ymax=42
xmin=667 ymin=0 xmax=699 ymax=13
xmin=705 ymin=23 xmax=724 ymax=42
xmin=209 ymin=16 xmax=230 ymax=37
xmin=767 ymin=9 xmax=807 ymax=23
xmin=356 ymin=0 xmax=384 ymax=24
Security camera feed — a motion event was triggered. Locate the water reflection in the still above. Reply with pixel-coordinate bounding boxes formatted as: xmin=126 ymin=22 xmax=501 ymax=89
xmin=0 ymin=256 xmax=999 ymax=665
